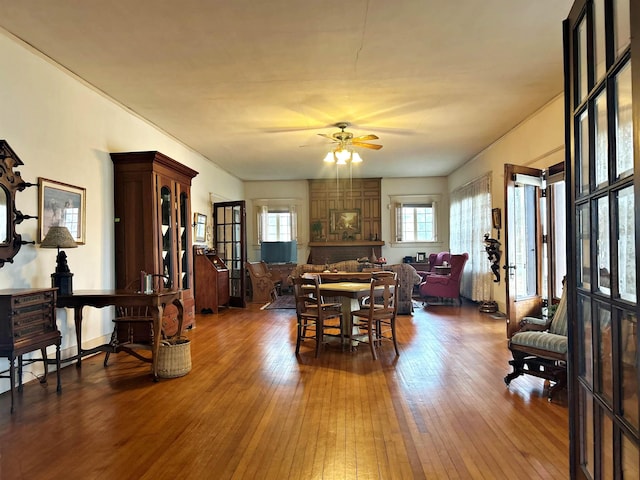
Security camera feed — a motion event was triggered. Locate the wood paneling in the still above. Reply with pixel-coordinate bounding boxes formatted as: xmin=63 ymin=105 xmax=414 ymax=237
xmin=308 ymin=178 xmax=381 ymax=242
xmin=308 ymin=178 xmax=383 ymax=263
xmin=0 ymin=302 xmax=569 ymax=479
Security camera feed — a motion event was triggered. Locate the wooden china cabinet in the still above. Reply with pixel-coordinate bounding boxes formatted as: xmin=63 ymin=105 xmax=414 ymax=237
xmin=111 ymin=151 xmax=198 ymax=330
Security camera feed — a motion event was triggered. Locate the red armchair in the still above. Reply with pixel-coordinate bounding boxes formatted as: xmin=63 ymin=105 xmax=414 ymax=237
xmin=427 ymin=252 xmax=451 ymax=273
xmin=418 ymin=253 xmax=469 ymax=305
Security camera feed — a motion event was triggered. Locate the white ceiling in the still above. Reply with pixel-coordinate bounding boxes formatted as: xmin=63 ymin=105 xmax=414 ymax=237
xmin=0 ymin=0 xmax=572 ymax=181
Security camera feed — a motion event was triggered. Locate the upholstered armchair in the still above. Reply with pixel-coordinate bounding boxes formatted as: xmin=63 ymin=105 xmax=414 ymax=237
xmin=388 ymin=263 xmax=422 ymax=314
xmin=427 ymin=252 xmax=451 ymax=273
xmin=418 ymin=253 xmax=468 ymax=305
xmin=246 ymin=261 xmax=281 ymax=303
xmin=504 ymin=286 xmax=568 ymax=400
xmin=416 ymin=251 xmax=451 ymax=283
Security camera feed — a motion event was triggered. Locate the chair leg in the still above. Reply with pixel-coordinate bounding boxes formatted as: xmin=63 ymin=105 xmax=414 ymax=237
xmin=391 ymin=318 xmax=400 ymax=356
xmin=315 ymin=318 xmax=323 ymax=358
xmin=368 ymin=318 xmax=377 ymax=360
xmin=295 ymin=316 xmax=303 ymax=354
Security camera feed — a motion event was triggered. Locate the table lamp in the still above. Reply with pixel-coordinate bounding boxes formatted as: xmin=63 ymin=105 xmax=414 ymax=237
xmin=40 ymin=226 xmax=78 ymax=296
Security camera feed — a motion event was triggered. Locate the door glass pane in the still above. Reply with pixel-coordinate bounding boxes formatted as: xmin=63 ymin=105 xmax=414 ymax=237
xmin=615 ymin=61 xmax=633 ymax=180
xmin=180 ymin=192 xmax=189 ymax=289
xmin=617 ymin=185 xmax=635 ymax=302
xmin=577 ymin=16 xmax=589 ymax=104
xmin=551 ymin=181 xmax=567 ymax=298
xmin=602 ymin=412 xmax=614 ymax=480
xmin=580 ymin=385 xmax=595 ymax=477
xmin=613 ymin=0 xmax=631 ymax=58
xmin=160 ymin=186 xmax=173 ymax=282
xmin=595 ymin=90 xmax=608 ymax=188
xmin=596 ymin=196 xmax=611 ymax=295
xmin=620 ymin=310 xmax=638 ymax=428
xmin=579 ymin=293 xmax=594 ymax=386
xmin=622 ymin=433 xmax=640 ymax=478
xmin=594 ymin=0 xmax=606 ymax=81
xmin=579 ymin=110 xmax=590 ymax=195
xmin=597 ymin=303 xmax=613 ymax=402
xmin=577 ymin=203 xmax=591 ymax=289
xmin=513 ymin=184 xmax=538 ymax=298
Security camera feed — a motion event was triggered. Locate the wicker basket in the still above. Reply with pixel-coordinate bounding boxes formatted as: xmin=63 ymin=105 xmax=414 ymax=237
xmin=156 ymin=337 xmax=192 ymax=378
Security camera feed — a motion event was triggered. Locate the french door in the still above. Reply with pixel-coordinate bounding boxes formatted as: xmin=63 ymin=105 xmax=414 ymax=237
xmin=564 ymin=0 xmax=638 ymax=478
xmin=504 ymin=164 xmax=544 ymax=338
xmin=504 ymin=163 xmax=568 ymax=338
xmin=214 ymin=201 xmax=247 ymax=308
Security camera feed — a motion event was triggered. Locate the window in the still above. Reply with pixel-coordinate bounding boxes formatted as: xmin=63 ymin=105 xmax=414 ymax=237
xmin=390 ymin=195 xmax=439 ymax=244
xmin=264 ymin=211 xmax=291 ymax=241
xmin=399 ymin=204 xmax=435 ymax=242
xmin=255 ymin=202 xmax=298 ymax=244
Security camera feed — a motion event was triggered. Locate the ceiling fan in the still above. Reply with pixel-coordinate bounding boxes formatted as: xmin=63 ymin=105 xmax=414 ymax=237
xmin=318 ymin=122 xmax=383 ymax=150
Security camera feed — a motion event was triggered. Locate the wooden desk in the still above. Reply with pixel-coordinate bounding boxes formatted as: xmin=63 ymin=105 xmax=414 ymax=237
xmin=56 ymin=290 xmax=184 ymax=381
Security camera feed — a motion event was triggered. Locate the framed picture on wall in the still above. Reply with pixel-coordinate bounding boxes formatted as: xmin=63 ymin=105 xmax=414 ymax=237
xmin=492 ymin=208 xmax=502 ymax=230
xmin=38 ymin=177 xmax=86 ymax=244
xmin=194 ymin=212 xmax=207 ymax=243
xmin=329 ymin=209 xmax=361 ymax=234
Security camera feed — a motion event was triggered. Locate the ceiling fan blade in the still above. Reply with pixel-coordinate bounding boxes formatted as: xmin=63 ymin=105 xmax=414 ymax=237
xmin=352 ymin=141 xmax=383 ymax=150
xmin=352 ymin=134 xmax=379 ymax=141
xmin=318 ymin=133 xmax=339 ymax=141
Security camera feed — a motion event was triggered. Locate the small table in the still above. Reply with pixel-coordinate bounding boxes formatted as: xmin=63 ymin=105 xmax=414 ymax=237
xmin=56 ymin=290 xmax=184 ymax=381
xmin=434 ymin=265 xmax=451 ymax=275
xmin=317 ymin=281 xmax=390 ymax=338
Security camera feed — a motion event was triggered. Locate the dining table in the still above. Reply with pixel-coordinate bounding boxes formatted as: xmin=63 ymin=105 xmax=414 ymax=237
xmin=316 ymin=280 xmax=391 ymax=338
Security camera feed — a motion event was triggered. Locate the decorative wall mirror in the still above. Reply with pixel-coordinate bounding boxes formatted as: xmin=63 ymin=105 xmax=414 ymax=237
xmin=0 ymin=140 xmax=34 ymax=267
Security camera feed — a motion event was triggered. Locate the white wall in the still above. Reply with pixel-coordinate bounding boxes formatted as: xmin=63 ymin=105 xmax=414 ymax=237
xmin=0 ymin=31 xmax=243 ymax=393
xmin=448 ymin=94 xmax=565 ymax=313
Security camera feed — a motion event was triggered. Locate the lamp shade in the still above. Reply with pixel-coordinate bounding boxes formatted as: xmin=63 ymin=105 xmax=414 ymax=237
xmin=40 ymin=226 xmax=78 ymax=249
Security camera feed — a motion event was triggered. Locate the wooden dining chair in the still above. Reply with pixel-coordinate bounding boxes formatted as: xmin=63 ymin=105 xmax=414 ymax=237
xmin=350 ymin=274 xmax=400 ymax=359
xmin=104 ymin=305 xmax=155 ymax=366
xmin=293 ymin=275 xmax=344 ymax=357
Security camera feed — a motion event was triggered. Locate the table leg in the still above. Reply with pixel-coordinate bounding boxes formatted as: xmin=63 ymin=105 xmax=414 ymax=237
xmin=74 ymin=306 xmax=84 ymax=367
xmin=339 ymin=298 xmax=361 ymax=342
xmin=150 ymin=304 xmax=164 ymax=382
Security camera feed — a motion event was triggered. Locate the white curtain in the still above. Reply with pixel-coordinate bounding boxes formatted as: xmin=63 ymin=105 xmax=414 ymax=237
xmin=450 ymin=173 xmax=492 ymax=301
xmin=257 ymin=205 xmax=269 ymax=243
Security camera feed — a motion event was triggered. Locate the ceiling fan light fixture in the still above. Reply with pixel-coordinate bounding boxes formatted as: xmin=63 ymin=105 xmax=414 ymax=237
xmin=323 ymin=151 xmax=335 ymax=163
xmin=335 ymin=147 xmax=350 ymax=164
xmin=351 ymin=152 xmax=363 ymax=163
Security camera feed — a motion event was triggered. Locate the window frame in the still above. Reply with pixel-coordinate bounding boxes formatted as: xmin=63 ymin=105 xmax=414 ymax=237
xmin=389 ymin=194 xmax=440 ymax=246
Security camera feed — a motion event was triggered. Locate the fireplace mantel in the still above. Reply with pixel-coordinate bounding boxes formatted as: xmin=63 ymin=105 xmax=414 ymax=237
xmin=307 ymin=241 xmax=385 ymax=264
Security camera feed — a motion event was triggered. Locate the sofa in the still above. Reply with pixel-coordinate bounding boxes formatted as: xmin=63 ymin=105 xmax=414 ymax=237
xmin=289 ymin=260 xmax=421 ymax=315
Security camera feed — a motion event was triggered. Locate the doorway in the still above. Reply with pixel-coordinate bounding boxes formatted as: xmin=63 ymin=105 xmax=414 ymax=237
xmin=504 ymin=163 xmax=566 ymax=338
xmin=214 ymin=200 xmax=247 ymax=308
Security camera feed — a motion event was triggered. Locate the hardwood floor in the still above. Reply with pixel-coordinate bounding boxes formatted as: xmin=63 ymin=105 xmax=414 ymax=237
xmin=0 ymin=299 xmax=569 ymax=479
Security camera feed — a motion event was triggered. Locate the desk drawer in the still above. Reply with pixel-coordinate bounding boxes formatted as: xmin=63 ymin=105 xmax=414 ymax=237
xmin=13 ymin=309 xmax=55 ymax=339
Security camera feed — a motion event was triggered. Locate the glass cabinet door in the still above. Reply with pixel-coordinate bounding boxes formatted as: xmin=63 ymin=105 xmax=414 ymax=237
xmin=159 ymin=184 xmax=174 ymax=286
xmin=179 ymin=190 xmax=190 ymax=289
